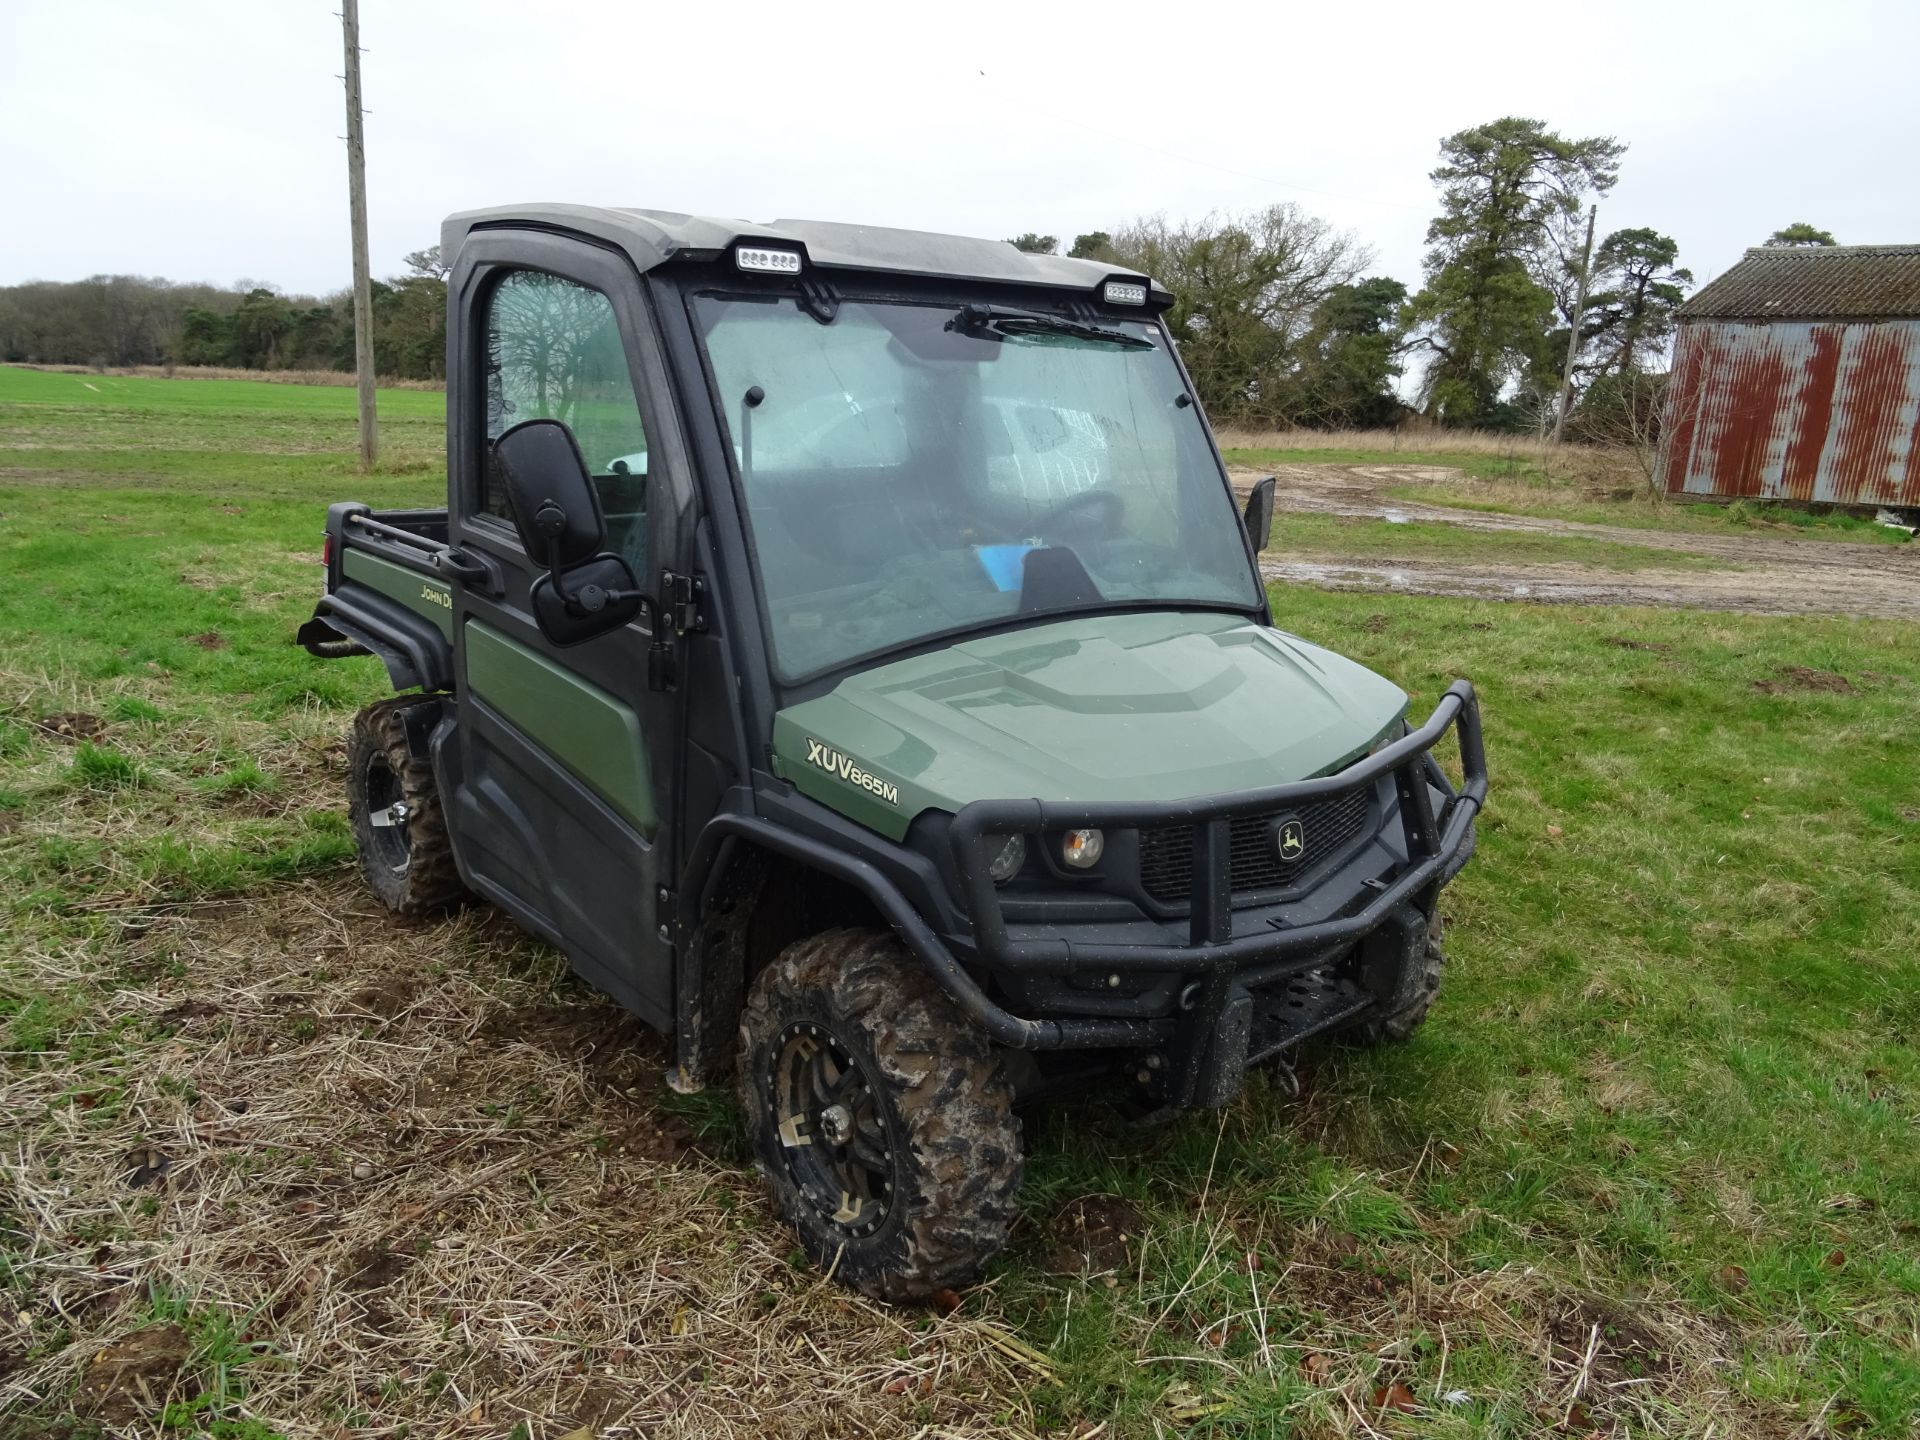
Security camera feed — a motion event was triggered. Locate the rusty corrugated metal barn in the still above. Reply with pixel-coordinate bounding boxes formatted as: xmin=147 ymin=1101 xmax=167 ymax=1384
xmin=1659 ymin=243 xmax=1920 ymax=507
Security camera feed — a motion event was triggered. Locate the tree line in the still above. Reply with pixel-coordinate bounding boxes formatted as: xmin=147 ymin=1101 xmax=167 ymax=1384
xmin=0 ymin=247 xmax=450 ymax=380
xmin=1 ymin=119 xmax=1841 ymax=433
xmin=1011 ymin=121 xmax=1839 ymax=435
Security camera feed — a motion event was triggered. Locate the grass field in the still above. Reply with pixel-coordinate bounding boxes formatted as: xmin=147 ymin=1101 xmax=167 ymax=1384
xmin=3 ymin=368 xmax=1919 ymax=1438
xmin=1219 ymin=431 xmax=1907 ymax=546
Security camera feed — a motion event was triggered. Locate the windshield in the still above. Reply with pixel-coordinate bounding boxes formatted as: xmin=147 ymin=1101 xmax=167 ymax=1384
xmin=693 ymin=294 xmax=1261 ymax=680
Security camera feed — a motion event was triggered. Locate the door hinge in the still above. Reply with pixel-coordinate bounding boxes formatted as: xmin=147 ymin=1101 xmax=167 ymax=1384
xmin=648 ymin=571 xmax=705 ymax=692
xmin=661 ymin=571 xmax=706 ymax=636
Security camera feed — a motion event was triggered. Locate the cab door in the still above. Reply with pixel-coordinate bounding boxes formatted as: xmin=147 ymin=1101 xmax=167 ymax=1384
xmin=441 ymin=232 xmax=678 ymax=1029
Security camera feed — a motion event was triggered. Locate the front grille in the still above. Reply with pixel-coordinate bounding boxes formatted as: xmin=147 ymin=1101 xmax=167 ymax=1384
xmin=1137 ymin=785 xmax=1375 ymax=905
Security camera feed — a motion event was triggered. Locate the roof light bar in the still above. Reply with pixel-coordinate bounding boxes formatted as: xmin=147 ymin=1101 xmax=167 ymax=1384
xmin=1103 ymin=280 xmax=1148 ymax=306
xmin=736 ymin=246 xmax=802 ymax=275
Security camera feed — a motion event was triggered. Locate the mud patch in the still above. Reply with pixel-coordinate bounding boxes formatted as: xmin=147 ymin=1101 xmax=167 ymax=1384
xmin=1605 ymin=636 xmax=1672 ymax=653
xmin=1239 ymin=461 xmax=1920 ymax=620
xmin=1044 ymin=1194 xmax=1144 ymax=1275
xmin=1545 ymin=1294 xmax=1680 ymax=1385
xmin=603 ymin=1117 xmax=698 ymax=1163
xmin=158 ymin=998 xmax=222 ymax=1025
xmin=72 ymin=1323 xmax=191 ymax=1423
xmin=1753 ymin=665 xmax=1853 ymax=695
xmin=480 ymin=1002 xmax=670 ymax=1101
xmin=346 ymin=977 xmax=420 ymax=1019
xmin=187 ymin=630 xmax=227 ymax=650
xmin=36 ymin=711 xmax=105 ymax=743
xmin=341 ymin=1241 xmax=411 ymax=1292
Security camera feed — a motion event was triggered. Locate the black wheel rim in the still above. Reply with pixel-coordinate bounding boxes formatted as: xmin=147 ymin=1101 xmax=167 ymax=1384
xmin=361 ymin=753 xmax=411 ymax=873
xmin=768 ymin=1021 xmax=895 ymax=1239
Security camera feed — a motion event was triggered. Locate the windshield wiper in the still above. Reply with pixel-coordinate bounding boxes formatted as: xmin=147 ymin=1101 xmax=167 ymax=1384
xmin=948 ymin=302 xmax=1152 ymax=349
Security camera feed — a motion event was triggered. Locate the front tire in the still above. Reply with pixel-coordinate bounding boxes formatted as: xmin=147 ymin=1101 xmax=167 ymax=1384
xmin=346 ymin=699 xmax=469 ymax=916
xmin=1349 ymin=915 xmax=1445 ymax=1045
xmin=738 ymin=928 xmax=1023 ymax=1301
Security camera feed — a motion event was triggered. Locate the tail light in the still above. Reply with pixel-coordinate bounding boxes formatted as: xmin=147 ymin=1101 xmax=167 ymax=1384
xmin=321 ymin=533 xmax=333 ymax=567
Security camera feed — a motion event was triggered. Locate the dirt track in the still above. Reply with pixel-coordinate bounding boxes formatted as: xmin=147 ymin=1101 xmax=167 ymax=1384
xmin=1232 ymin=463 xmax=1920 ymax=620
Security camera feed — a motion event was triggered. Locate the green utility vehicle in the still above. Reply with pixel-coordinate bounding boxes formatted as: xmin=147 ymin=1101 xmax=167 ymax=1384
xmin=299 ymin=206 xmax=1486 ymax=1299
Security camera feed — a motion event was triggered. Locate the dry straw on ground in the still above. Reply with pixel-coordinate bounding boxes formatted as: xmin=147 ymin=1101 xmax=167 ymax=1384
xmin=1212 ymin=426 xmax=1562 ymax=459
xmin=1 ymin=879 xmax=1054 ymax=1438
xmin=0 ymin=875 xmax=1776 ymax=1439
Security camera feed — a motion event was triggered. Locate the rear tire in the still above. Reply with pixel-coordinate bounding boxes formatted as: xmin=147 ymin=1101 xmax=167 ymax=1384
xmin=346 ymin=699 xmax=469 ymax=916
xmin=738 ymin=928 xmax=1023 ymax=1301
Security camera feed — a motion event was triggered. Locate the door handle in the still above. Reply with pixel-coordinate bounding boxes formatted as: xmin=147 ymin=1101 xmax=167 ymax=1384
xmin=433 ymin=545 xmax=502 ymax=595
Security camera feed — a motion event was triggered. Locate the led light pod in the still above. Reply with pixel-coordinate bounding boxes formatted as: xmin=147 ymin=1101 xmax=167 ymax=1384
xmin=736 ymin=246 xmax=803 ymax=274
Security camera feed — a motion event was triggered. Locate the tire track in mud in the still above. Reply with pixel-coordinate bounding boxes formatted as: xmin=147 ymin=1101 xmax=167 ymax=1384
xmin=1233 ymin=463 xmax=1920 ymax=619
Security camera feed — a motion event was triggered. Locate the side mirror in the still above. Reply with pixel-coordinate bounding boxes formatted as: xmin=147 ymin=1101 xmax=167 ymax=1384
xmin=1242 ymin=475 xmax=1276 ymax=553
xmin=492 ymin=419 xmax=647 ymax=646
xmin=495 ymin=418 xmax=606 ymax=563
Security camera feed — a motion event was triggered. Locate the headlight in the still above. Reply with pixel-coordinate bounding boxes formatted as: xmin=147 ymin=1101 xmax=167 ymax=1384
xmin=1060 ymin=828 xmax=1105 ymax=869
xmin=987 ymin=833 xmax=1027 ymax=884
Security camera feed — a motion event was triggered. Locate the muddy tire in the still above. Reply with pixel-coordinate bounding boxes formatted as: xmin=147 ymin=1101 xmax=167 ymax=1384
xmin=738 ymin=928 xmax=1022 ymax=1302
xmin=346 ymin=698 xmax=469 ymax=916
xmin=1349 ymin=916 xmax=1445 ymax=1046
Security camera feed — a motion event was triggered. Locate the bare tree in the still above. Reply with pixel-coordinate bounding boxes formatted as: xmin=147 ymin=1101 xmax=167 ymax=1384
xmin=1567 ymin=368 xmax=1697 ymax=501
xmin=403 ymin=246 xmax=449 ymax=281
xmin=1106 ymin=205 xmax=1369 ymax=426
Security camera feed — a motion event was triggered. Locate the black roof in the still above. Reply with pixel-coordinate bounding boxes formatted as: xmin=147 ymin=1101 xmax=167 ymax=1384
xmin=1680 ymin=244 xmax=1920 ymax=322
xmin=441 ymin=205 xmax=1167 ymax=305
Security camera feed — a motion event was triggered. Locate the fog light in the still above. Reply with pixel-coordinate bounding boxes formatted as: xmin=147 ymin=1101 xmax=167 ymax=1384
xmin=987 ymin=833 xmax=1027 ymax=884
xmin=1060 ymin=828 xmax=1104 ymax=869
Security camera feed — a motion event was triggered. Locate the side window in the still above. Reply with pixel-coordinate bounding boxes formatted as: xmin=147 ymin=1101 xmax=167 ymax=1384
xmin=481 ymin=270 xmax=650 ymax=569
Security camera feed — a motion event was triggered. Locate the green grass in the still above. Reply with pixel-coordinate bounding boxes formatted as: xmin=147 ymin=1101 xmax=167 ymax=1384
xmin=1000 ymin=589 xmax=1920 ymax=1434
xmin=0 ymin=364 xmax=445 ymax=418
xmin=0 ymin=368 xmax=431 ymax=924
xmin=4 ymin=369 xmax=1919 ymax=1436
xmin=1271 ymin=510 xmax=1734 ymax=571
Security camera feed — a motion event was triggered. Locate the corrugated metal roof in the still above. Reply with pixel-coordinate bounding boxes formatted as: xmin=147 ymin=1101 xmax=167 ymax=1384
xmin=1680 ymin=244 xmax=1920 ymax=322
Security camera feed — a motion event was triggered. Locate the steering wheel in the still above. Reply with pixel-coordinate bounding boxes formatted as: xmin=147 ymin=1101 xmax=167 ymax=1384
xmin=1025 ymin=487 xmax=1125 ymax=540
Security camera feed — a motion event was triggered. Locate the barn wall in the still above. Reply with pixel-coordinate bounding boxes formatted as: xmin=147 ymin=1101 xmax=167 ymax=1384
xmin=1658 ymin=319 xmax=1920 ymax=506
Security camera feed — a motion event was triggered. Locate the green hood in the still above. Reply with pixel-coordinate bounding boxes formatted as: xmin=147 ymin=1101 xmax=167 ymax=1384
xmin=772 ymin=612 xmax=1408 ymax=840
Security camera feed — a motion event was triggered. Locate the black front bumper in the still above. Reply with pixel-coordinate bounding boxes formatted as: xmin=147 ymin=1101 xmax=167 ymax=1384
xmin=686 ymin=682 xmax=1485 ymax=1109
xmin=934 ymin=681 xmax=1488 ymax=1104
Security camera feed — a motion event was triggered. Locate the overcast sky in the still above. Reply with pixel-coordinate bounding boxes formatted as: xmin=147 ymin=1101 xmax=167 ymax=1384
xmin=3 ymin=0 xmax=1914 ymax=300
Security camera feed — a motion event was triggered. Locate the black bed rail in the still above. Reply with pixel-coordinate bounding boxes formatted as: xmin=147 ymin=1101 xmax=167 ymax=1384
xmin=344 ymin=510 xmax=447 ymax=553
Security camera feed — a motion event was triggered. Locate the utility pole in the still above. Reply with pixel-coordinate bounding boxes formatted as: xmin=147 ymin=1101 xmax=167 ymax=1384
xmin=341 ymin=0 xmax=377 ymax=470
xmin=1552 ymin=204 xmax=1597 ymax=445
